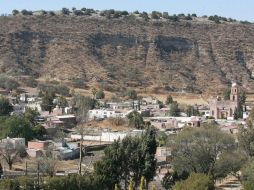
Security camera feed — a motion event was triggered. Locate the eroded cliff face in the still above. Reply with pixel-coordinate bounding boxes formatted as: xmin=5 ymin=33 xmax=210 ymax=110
xmin=0 ymin=15 xmax=254 ymax=94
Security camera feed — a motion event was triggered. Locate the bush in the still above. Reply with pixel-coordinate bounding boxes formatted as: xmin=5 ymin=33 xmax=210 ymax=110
xmin=127 ymin=89 xmax=137 ymax=100
xmin=162 ymin=12 xmax=169 ymax=19
xmin=61 ymin=8 xmax=70 ymax=15
xmin=72 ymin=78 xmax=86 ymax=88
xmin=56 ymin=85 xmax=70 ymax=96
xmin=21 ymin=9 xmax=33 ymax=15
xmin=0 ymin=76 xmax=19 ymax=90
xmin=96 ymin=89 xmax=105 ymax=99
xmin=12 ymin=9 xmax=19 ymax=16
xmin=23 ymin=77 xmax=38 ymax=88
xmin=151 ymin=11 xmax=161 ymax=19
xmin=172 ymin=173 xmax=214 ymax=190
xmin=140 ymin=12 xmax=149 ymax=20
xmin=38 ymin=83 xmax=70 ymax=96
xmin=49 ymin=11 xmax=55 ymax=16
xmin=169 ymin=14 xmax=179 ymax=22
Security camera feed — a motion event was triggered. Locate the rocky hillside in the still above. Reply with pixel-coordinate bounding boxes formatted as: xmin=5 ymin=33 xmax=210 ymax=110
xmin=1 ymin=14 xmax=254 ymax=94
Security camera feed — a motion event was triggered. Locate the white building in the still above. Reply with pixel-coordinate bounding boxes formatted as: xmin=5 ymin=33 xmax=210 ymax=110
xmin=1 ymin=137 xmax=25 ymax=149
xmin=88 ymin=109 xmax=134 ymax=120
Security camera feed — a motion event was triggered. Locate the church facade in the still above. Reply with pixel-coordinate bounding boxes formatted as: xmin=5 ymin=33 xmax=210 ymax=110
xmin=209 ymin=83 xmax=239 ymax=120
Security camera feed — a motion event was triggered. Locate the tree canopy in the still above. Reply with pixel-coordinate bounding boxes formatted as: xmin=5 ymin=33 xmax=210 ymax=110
xmin=172 ymin=173 xmax=214 ymax=190
xmin=127 ymin=111 xmax=144 ymax=129
xmin=0 ymin=96 xmax=13 ymax=116
xmin=94 ymin=127 xmax=157 ymax=190
xmin=168 ymin=124 xmax=236 ymax=179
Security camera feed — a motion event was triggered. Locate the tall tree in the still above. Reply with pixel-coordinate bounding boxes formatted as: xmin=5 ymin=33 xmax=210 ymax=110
xmin=23 ymin=107 xmax=39 ymax=127
xmin=94 ymin=127 xmax=157 ymax=189
xmin=41 ymin=91 xmax=55 ymax=113
xmin=165 ymin=95 xmax=173 ymax=105
xmin=0 ymin=96 xmax=13 ymax=116
xmin=127 ymin=111 xmax=144 ymax=129
xmin=238 ymin=121 xmax=254 ymax=157
xmin=169 ymin=102 xmax=180 ymax=116
xmin=223 ymin=88 xmax=231 ymax=100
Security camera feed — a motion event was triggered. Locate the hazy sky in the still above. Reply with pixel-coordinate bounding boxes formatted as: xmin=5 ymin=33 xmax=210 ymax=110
xmin=0 ymin=0 xmax=253 ymax=21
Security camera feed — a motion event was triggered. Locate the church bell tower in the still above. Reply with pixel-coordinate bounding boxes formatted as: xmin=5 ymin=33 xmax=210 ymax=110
xmin=230 ymin=83 xmax=239 ymax=102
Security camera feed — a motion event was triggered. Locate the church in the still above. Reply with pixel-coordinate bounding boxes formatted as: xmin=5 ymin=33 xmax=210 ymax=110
xmin=209 ymin=83 xmax=239 ymax=120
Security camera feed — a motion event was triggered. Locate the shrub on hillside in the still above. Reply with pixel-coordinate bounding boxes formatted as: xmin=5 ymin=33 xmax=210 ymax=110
xmin=72 ymin=78 xmax=86 ymax=89
xmin=21 ymin=9 xmax=33 ymax=16
xmin=23 ymin=77 xmax=38 ymax=88
xmin=0 ymin=76 xmax=19 ymax=90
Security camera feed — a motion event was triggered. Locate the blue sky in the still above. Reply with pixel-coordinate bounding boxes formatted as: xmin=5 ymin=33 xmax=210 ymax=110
xmin=0 ymin=0 xmax=253 ymax=21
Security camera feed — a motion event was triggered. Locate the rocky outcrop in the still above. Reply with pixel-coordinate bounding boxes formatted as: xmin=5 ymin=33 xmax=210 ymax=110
xmin=0 ymin=15 xmax=254 ymax=94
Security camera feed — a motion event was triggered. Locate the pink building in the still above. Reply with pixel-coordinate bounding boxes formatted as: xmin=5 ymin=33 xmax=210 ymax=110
xmin=209 ymin=83 xmax=239 ymax=120
xmin=28 ymin=141 xmax=49 ymax=149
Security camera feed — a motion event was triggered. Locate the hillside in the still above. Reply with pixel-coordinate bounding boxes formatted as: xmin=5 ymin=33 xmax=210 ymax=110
xmin=1 ymin=14 xmax=254 ymax=95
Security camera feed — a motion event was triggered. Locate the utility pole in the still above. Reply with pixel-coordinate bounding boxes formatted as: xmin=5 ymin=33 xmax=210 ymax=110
xmin=78 ymin=128 xmax=83 ymax=175
xmin=25 ymin=160 xmax=27 ymax=176
xmin=37 ymin=161 xmax=40 ymax=190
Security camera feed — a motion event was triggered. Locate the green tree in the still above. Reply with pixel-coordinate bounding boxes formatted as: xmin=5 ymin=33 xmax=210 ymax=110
xmin=93 ymin=139 xmax=122 ymax=190
xmin=23 ymin=107 xmax=39 ymax=127
xmin=12 ymin=9 xmax=19 ymax=15
xmin=56 ymin=96 xmax=68 ymax=107
xmin=161 ymin=171 xmax=188 ymax=190
xmin=238 ymin=122 xmax=254 ymax=157
xmin=41 ymin=91 xmax=55 ymax=113
xmin=172 ymin=173 xmax=214 ymax=190
xmin=17 ymin=176 xmax=34 ymax=190
xmin=72 ymin=95 xmax=96 ymax=115
xmin=0 ymin=96 xmax=13 ymax=116
xmin=223 ymin=88 xmax=231 ymax=100
xmin=94 ymin=127 xmax=157 ymax=189
xmin=127 ymin=89 xmax=137 ymax=100
xmin=169 ymin=124 xmax=236 ymax=179
xmin=32 ymin=125 xmax=47 ymax=140
xmin=127 ymin=111 xmax=144 ymax=129
xmin=96 ymin=89 xmax=105 ymax=99
xmin=240 ymin=91 xmax=246 ymax=105
xmin=242 ymin=159 xmax=254 ymax=190
xmin=4 ymin=116 xmax=33 ymax=142
xmin=61 ymin=8 xmax=70 ymax=15
xmin=213 ymin=151 xmax=247 ymax=180
xmin=169 ymin=102 xmax=180 ymax=116
xmin=186 ymin=106 xmax=199 ymax=117
xmin=0 ymin=179 xmax=19 ymax=190
xmin=165 ymin=95 xmax=173 ymax=105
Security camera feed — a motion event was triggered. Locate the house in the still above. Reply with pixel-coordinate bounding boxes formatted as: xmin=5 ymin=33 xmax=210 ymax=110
xmin=1 ymin=137 xmax=25 ymax=149
xmin=12 ymin=104 xmax=26 ymax=115
xmin=20 ymin=93 xmax=27 ymax=102
xmin=142 ymin=96 xmax=159 ymax=105
xmin=209 ymin=83 xmax=240 ymax=120
xmin=27 ymin=140 xmax=50 ymax=158
xmin=88 ymin=109 xmax=125 ymax=120
xmin=149 ymin=118 xmax=178 ymax=131
xmin=56 ymin=115 xmax=76 ymax=128
xmin=156 ymin=147 xmax=172 ymax=166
